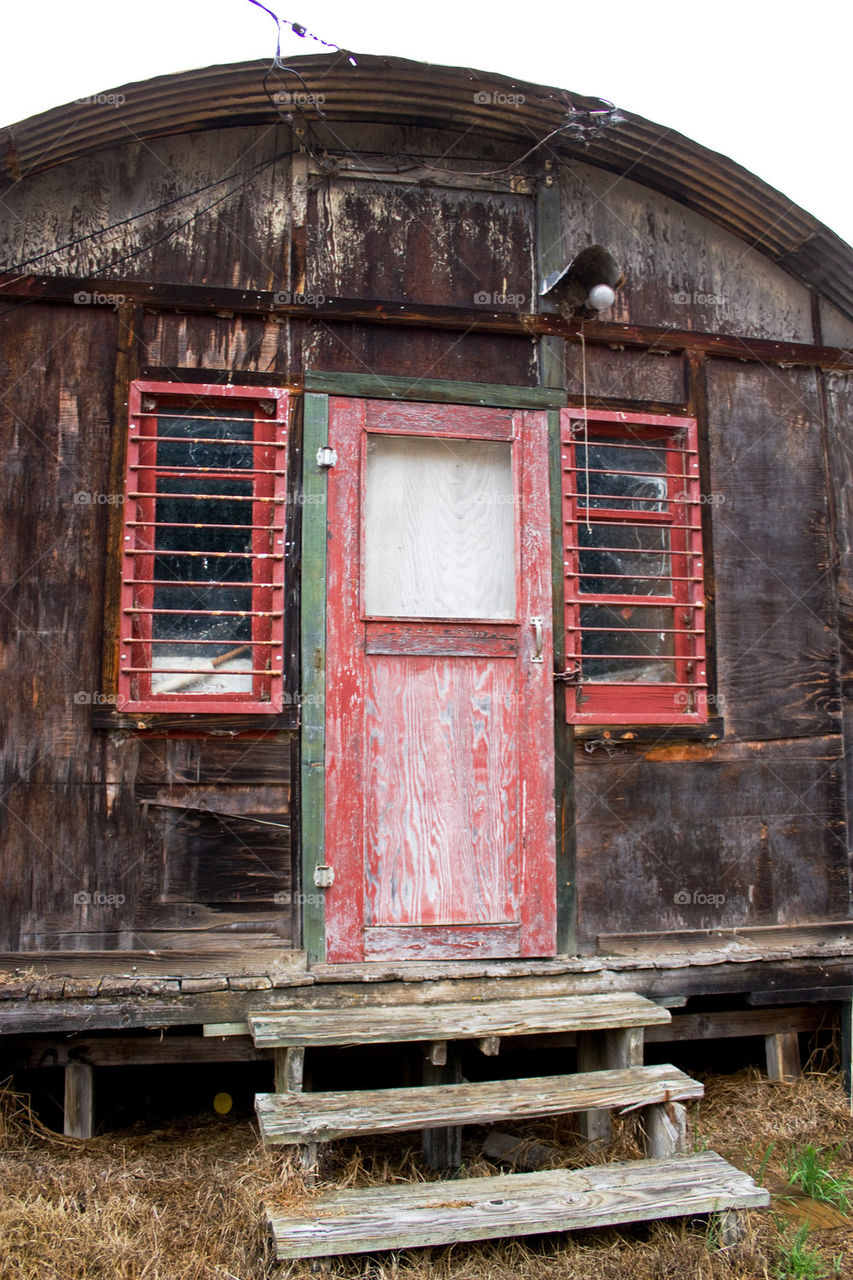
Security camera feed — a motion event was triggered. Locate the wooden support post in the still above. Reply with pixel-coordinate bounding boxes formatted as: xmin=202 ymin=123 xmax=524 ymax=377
xmin=644 ymin=1100 xmax=688 ymax=1157
xmin=478 ymin=1036 xmax=500 ymax=1057
xmin=274 ymin=1046 xmax=305 ymax=1093
xmin=577 ymin=1027 xmax=643 ymax=1146
xmin=425 ymin=1040 xmax=447 ymax=1067
xmin=299 ymin=1141 xmax=320 ymax=1186
xmin=718 ymin=1207 xmax=745 ymax=1247
xmin=843 ymin=999 xmax=853 ymax=1112
xmin=765 ymin=1032 xmax=801 ymax=1083
xmin=274 ymin=1047 xmax=313 ymax=1180
xmin=64 ymin=1062 xmax=95 ymax=1138
xmin=421 ymin=1048 xmax=463 ymax=1169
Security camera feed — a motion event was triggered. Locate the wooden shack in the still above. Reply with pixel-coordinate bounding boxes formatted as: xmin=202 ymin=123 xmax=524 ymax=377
xmin=0 ymin=51 xmax=850 ymax=1252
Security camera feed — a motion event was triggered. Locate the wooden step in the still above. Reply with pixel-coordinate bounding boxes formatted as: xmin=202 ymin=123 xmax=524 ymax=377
xmin=249 ymin=992 xmax=670 ymax=1049
xmin=256 ymin=1063 xmax=703 ymax=1145
xmin=267 ymin=1150 xmax=769 ymax=1258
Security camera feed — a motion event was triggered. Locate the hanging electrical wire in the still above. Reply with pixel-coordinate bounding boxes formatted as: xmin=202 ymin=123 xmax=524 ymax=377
xmin=0 ymin=150 xmax=294 ymax=278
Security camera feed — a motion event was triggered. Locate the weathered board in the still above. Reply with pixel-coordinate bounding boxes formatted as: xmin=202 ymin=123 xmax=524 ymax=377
xmin=267 ymin=1152 xmax=769 ymax=1257
xmin=255 ymin=1064 xmax=703 ymax=1144
xmin=248 ymin=993 xmax=671 ymax=1048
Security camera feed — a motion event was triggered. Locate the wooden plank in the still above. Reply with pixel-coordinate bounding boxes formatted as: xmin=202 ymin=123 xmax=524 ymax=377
xmin=748 ymin=986 xmax=853 ymax=1006
xmin=3 ymin=276 xmax=852 ymax=370
xmin=305 ymin=372 xmax=564 ymax=408
xmin=248 ymin=994 xmax=671 ymax=1048
xmin=765 ymin=1032 xmax=801 ymax=1082
xmin=1 ymin=1034 xmax=269 ymax=1068
xmin=577 ymin=1027 xmax=644 ymax=1146
xmin=644 ymin=1100 xmax=688 ymax=1158
xmin=267 ymin=1151 xmax=769 ymax=1258
xmin=421 ymin=1049 xmax=463 ymax=1169
xmin=645 ymin=1006 xmax=825 ymax=1043
xmin=364 ymin=925 xmax=521 ymax=962
xmin=537 ymin=173 xmax=576 ymax=959
xmin=301 ymin=393 xmax=330 ymax=964
xmin=64 ymin=1062 xmax=95 ymax=1139
xmin=255 ymin=1064 xmax=703 ymax=1145
xmin=275 ymin=1046 xmax=305 ymax=1093
xmin=0 ymin=948 xmax=305 ymax=978
xmin=100 ymin=301 xmax=142 ymax=699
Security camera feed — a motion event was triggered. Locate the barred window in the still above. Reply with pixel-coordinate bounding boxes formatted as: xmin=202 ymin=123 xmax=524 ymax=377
xmin=118 ymin=381 xmax=290 ymax=713
xmin=561 ymin=408 xmax=707 ymax=725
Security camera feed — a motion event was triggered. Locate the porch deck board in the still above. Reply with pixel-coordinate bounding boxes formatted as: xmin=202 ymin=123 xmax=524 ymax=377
xmin=256 ymin=1063 xmax=703 ymax=1144
xmin=267 ymin=1151 xmax=769 ymax=1257
xmin=248 ymin=992 xmax=671 ymax=1048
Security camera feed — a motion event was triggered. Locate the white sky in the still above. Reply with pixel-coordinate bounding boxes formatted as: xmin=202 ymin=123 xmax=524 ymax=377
xmin=2 ymin=0 xmax=851 ymax=248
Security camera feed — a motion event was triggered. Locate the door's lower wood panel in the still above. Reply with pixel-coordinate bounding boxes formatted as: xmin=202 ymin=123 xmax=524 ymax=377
xmin=364 ymin=923 xmax=521 ymax=960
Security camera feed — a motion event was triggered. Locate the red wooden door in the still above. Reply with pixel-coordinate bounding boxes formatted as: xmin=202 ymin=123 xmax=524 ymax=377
xmin=323 ymin=397 xmax=556 ymax=962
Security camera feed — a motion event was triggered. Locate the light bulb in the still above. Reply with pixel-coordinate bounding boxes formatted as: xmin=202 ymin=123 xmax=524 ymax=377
xmin=587 ymin=283 xmax=616 ymax=311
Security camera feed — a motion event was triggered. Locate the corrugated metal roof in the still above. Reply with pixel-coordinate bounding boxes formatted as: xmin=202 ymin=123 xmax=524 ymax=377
xmin=2 ymin=53 xmax=851 ymax=322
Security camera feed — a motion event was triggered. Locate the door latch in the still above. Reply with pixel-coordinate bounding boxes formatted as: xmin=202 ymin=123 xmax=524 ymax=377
xmin=313 ymin=864 xmax=335 ymax=889
xmin=531 ymin=616 xmax=544 ymax=663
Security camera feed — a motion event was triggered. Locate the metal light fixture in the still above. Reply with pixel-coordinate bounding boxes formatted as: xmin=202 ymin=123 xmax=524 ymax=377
xmin=540 ymin=245 xmax=624 ymax=319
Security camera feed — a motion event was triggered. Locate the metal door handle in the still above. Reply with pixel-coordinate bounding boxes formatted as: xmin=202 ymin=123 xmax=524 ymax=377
xmin=531 ymin=616 xmax=544 ymax=663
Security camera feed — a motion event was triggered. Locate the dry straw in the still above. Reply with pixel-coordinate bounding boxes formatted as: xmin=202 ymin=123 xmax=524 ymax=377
xmin=1 ymin=1069 xmax=851 ymax=1279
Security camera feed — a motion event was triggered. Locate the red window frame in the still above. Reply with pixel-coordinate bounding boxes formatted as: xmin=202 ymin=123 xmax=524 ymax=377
xmin=118 ymin=381 xmax=289 ymax=714
xmin=560 ymin=408 xmax=707 ymax=725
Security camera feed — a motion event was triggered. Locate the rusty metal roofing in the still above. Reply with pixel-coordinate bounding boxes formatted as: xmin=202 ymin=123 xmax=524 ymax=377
xmin=2 ymin=53 xmax=852 ymax=322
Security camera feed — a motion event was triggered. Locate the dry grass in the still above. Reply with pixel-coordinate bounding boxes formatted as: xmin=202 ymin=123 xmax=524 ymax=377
xmin=1 ymin=1068 xmax=852 ymax=1279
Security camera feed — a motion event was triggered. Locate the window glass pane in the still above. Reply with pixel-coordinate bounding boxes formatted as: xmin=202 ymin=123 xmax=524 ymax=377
xmin=579 ymin=523 xmax=672 ymax=595
xmin=150 ymin=406 xmax=259 ymax=695
xmin=580 ymin=603 xmax=675 ymax=682
xmin=364 ymin=435 xmax=515 ymax=619
xmin=577 ymin=437 xmax=668 ymax=511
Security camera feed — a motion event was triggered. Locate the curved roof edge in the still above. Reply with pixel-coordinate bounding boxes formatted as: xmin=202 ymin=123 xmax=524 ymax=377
xmin=2 ymin=52 xmax=852 ymax=324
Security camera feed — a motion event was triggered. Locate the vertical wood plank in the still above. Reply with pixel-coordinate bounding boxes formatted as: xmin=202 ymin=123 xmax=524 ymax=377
xmin=64 ymin=1062 xmax=95 ymax=1138
xmin=301 ymin=393 xmax=329 ymax=963
xmin=275 ymin=1046 xmax=305 ymax=1093
xmin=644 ymin=1100 xmax=688 ymax=1157
xmin=843 ymin=999 xmax=853 ymax=1110
xmin=421 ymin=1050 xmax=463 ymax=1169
xmin=102 ymin=302 xmax=143 ymax=697
xmin=577 ymin=1028 xmax=644 ymax=1144
xmin=324 ymin=396 xmax=368 ymax=961
xmin=765 ymin=1032 xmax=801 ymax=1083
xmin=537 ymin=172 xmax=575 ymax=957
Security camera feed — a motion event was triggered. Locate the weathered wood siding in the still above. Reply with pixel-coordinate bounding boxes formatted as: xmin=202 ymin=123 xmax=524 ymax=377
xmin=558 ymin=159 xmax=815 ymax=340
xmin=0 ymin=293 xmax=297 ymax=952
xmin=303 ymin=176 xmax=537 ymax=384
xmin=0 ymin=111 xmax=850 ymax=961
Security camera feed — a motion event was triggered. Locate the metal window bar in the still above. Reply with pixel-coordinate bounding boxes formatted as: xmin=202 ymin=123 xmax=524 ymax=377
xmin=561 ymin=410 xmax=707 ymax=724
xmin=127 ymin=490 xmax=280 ymax=504
xmin=119 ymin=383 xmax=289 ymax=712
